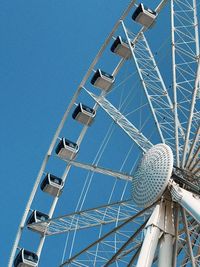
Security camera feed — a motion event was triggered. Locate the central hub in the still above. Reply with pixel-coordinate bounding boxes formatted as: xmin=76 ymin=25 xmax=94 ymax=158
xmin=132 ymin=144 xmax=173 ymax=207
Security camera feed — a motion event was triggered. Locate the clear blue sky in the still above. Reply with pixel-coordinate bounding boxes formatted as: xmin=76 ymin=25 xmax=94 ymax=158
xmin=0 ymin=1 xmax=178 ymax=266
xmin=0 ymin=1 xmax=131 ymax=265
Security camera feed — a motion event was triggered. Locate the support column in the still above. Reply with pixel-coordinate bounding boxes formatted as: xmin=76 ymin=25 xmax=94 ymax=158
xmin=158 ymin=234 xmax=173 ymax=267
xmin=136 ymin=224 xmax=161 ymax=267
xmin=136 ymin=200 xmax=175 ymax=267
xmin=136 ymin=204 xmax=162 ymax=267
xmin=170 ymin=182 xmax=200 ymax=224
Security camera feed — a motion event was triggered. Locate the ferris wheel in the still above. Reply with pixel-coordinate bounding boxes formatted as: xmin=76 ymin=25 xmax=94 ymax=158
xmin=9 ymin=0 xmax=200 ymax=266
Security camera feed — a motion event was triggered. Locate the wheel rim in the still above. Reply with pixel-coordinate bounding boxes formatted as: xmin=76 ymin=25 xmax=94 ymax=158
xmin=9 ymin=1 xmax=200 ymax=267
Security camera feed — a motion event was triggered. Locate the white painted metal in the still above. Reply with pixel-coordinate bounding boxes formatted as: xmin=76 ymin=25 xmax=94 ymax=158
xmin=172 ymin=205 xmax=179 ymax=267
xmin=136 ymin=225 xmax=160 ymax=267
xmin=158 ymin=234 xmax=173 ymax=267
xmin=193 ymin=0 xmax=200 ymax=58
xmin=9 ymin=0 xmax=200 ymax=266
xmin=171 ymin=0 xmax=180 ymax=167
xmin=124 ymin=26 xmax=164 ymax=144
xmin=188 ymin=146 xmax=200 ymax=171
xmin=185 ymin=126 xmax=200 ymax=169
xmin=84 ymin=88 xmax=153 ymax=152
xmin=170 ymin=182 xmax=200 ymax=224
xmin=27 ymin=200 xmax=140 ymax=236
xmin=171 ymin=0 xmax=200 ymax=167
xmin=59 ymin=204 xmax=155 ymax=267
xmin=8 ymin=154 xmax=50 ymax=267
xmin=181 ymin=208 xmax=196 ymax=267
xmin=155 ymin=0 xmax=169 ymax=13
xmin=132 ymin=144 xmax=173 ymax=207
xmin=63 ymin=158 xmax=133 ymax=181
xmin=182 ymin=57 xmax=200 ymax=167
xmin=136 ymin=201 xmax=175 ymax=267
xmin=8 ymin=1 xmax=141 ymax=265
xmin=190 ymin=160 xmax=200 ymax=176
xmin=112 ymin=0 xmax=169 ymax=75
xmin=146 ymin=201 xmax=175 ymax=234
xmin=122 ymin=23 xmax=185 ymax=152
xmin=136 ymin=204 xmax=162 ymax=267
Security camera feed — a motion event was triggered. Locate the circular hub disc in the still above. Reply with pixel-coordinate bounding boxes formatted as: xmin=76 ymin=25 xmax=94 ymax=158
xmin=132 ymin=144 xmax=173 ymax=207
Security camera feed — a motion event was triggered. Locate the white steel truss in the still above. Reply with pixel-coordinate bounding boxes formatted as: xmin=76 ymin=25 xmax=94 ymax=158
xmin=59 ymin=203 xmax=155 ymax=267
xmin=8 ymin=1 xmax=174 ymax=264
xmin=27 ymin=200 xmax=140 ymax=236
xmin=84 ymin=88 xmax=153 ymax=152
xmin=177 ymin=211 xmax=200 ymax=266
xmin=7 ymin=2 xmax=139 ymax=265
xmin=8 ymin=0 xmax=200 ymax=266
xmin=171 ymin=0 xmax=200 ymax=166
xmin=125 ymin=28 xmax=184 ymax=155
xmin=62 ymin=159 xmax=133 ymax=181
xmin=185 ymin=125 xmax=200 ymax=171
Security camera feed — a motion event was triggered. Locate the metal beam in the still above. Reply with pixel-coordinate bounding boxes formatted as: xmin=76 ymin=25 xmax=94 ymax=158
xmin=188 ymin=145 xmax=200 ymax=171
xmin=63 ymin=158 xmax=133 ymax=181
xmin=190 ymin=156 xmax=200 ymax=172
xmin=172 ymin=173 xmax=200 ymax=195
xmin=171 ymin=0 xmax=180 ymax=166
xmin=59 ymin=203 xmax=156 ymax=266
xmin=186 ymin=126 xmax=200 ymax=168
xmin=182 ymin=57 xmax=200 ymax=167
xmin=104 ymin=219 xmax=147 ymax=266
xmin=27 ymin=200 xmax=140 ymax=236
xmin=84 ymin=88 xmax=153 ymax=152
xmin=122 ymin=23 xmax=185 ymax=153
xmin=170 ymin=182 xmax=200 ymax=224
xmin=172 ymin=205 xmax=179 ymax=267
xmin=136 ymin=225 xmax=161 ymax=267
xmin=181 ymin=208 xmax=196 ymax=267
xmin=158 ymin=234 xmax=173 ymax=267
xmin=181 ymin=226 xmax=200 ymax=266
xmin=127 ymin=245 xmax=141 ymax=267
xmin=136 ymin=204 xmax=164 ymax=267
xmin=112 ymin=0 xmax=169 ymax=77
xmin=170 ymin=0 xmax=200 ymax=166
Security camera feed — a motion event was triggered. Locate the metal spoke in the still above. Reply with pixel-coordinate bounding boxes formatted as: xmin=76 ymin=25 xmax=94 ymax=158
xmin=185 ymin=126 xmax=200 ymax=169
xmin=190 ymin=156 xmax=200 ymax=172
xmin=192 ymin=160 xmax=200 ymax=175
xmin=127 ymin=245 xmax=141 ymax=267
xmin=104 ymin=219 xmax=148 ymax=266
xmin=84 ymin=88 xmax=153 ymax=152
xmin=181 ymin=226 xmax=200 ymax=266
xmin=172 ymin=204 xmax=180 ymax=267
xmin=8 ymin=0 xmax=200 ymax=266
xmin=171 ymin=0 xmax=200 ymax=166
xmin=188 ymin=145 xmax=200 ymax=171
xmin=113 ymin=0 xmax=169 ymax=77
xmin=122 ymin=22 xmax=184 ymax=152
xmin=59 ymin=203 xmax=156 ymax=266
xmin=182 ymin=57 xmax=200 ymax=167
xmin=62 ymin=158 xmax=133 ymax=181
xmin=181 ymin=208 xmax=196 ymax=267
xmin=171 ymin=0 xmax=180 ymax=166
xmin=27 ymin=200 xmax=141 ymax=236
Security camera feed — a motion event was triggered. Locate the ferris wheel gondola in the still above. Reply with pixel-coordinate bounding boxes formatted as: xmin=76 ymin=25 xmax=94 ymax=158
xmin=9 ymin=0 xmax=200 ymax=266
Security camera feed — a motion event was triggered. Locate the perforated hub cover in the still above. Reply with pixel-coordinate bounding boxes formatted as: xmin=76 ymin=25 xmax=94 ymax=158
xmin=132 ymin=144 xmax=173 ymax=207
